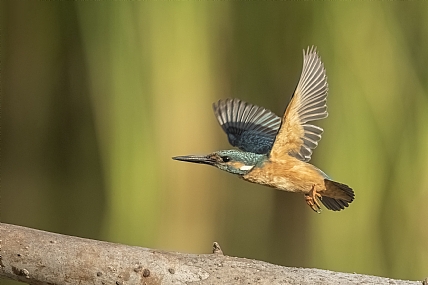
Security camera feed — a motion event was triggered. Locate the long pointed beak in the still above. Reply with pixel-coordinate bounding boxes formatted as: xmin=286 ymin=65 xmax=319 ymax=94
xmin=172 ymin=154 xmax=216 ymax=166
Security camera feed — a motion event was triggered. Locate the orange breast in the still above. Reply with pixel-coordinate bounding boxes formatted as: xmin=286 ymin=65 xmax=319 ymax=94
xmin=242 ymin=156 xmax=326 ymax=194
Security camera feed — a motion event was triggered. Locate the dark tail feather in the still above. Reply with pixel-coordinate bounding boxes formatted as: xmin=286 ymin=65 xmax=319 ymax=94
xmin=321 ymin=179 xmax=355 ymax=211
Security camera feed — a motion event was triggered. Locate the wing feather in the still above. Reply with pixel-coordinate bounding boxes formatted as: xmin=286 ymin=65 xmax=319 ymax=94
xmin=269 ymin=46 xmax=328 ymax=162
xmin=213 ymin=98 xmax=281 ymax=154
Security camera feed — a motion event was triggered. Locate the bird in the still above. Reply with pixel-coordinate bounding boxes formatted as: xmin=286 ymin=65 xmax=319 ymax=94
xmin=172 ymin=46 xmax=354 ymax=213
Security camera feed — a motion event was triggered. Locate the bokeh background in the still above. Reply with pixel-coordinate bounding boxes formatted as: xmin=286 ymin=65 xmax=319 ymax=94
xmin=2 ymin=2 xmax=428 ymax=284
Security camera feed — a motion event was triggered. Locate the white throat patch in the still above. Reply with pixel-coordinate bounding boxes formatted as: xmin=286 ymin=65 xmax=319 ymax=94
xmin=240 ymin=165 xmax=254 ymax=171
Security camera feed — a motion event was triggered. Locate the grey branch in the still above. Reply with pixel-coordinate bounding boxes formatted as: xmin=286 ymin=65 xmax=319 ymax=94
xmin=0 ymin=223 xmax=423 ymax=285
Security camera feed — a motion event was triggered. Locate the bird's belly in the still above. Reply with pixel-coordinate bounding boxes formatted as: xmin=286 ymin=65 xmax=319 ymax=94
xmin=244 ymin=173 xmax=303 ymax=192
xmin=270 ymin=176 xmax=303 ymax=192
xmin=242 ymin=161 xmax=324 ymax=193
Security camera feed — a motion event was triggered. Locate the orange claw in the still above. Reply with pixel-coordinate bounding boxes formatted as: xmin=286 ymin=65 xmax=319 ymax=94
xmin=305 ymin=185 xmax=322 ymax=213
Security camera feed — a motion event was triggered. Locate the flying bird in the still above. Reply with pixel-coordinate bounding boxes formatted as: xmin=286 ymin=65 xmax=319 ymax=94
xmin=173 ymin=47 xmax=354 ymax=213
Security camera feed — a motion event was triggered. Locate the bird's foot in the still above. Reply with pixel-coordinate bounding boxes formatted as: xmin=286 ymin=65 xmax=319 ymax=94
xmin=305 ymin=186 xmax=322 ymax=213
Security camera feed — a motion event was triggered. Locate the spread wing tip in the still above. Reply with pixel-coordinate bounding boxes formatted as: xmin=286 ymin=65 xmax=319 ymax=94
xmin=270 ymin=46 xmax=329 ymax=162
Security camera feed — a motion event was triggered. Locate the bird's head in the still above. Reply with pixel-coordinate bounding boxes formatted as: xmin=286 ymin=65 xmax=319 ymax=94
xmin=173 ymin=149 xmax=265 ymax=175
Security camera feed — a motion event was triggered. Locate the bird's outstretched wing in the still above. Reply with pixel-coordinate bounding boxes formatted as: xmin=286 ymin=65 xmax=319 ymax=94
xmin=213 ymin=98 xmax=281 ymax=154
xmin=269 ymin=46 xmax=328 ymax=162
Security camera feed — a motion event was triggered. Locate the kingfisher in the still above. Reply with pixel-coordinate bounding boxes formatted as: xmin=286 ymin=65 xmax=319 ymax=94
xmin=173 ymin=47 xmax=354 ymax=213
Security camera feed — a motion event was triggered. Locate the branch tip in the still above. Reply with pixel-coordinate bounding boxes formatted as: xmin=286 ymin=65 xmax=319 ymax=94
xmin=212 ymin=242 xmax=223 ymax=255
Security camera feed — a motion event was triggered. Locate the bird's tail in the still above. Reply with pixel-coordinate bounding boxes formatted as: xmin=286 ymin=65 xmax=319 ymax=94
xmin=321 ymin=179 xmax=354 ymax=211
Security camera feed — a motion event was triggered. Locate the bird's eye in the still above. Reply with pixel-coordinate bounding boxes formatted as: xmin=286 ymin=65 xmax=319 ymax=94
xmin=222 ymin=156 xmax=231 ymax=162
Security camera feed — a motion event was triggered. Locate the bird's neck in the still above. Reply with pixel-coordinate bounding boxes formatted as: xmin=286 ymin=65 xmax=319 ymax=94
xmin=235 ymin=152 xmax=267 ymax=175
xmin=242 ymin=152 xmax=267 ymax=165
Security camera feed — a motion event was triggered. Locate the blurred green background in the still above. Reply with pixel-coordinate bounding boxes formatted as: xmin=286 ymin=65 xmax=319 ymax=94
xmin=2 ymin=2 xmax=428 ymax=284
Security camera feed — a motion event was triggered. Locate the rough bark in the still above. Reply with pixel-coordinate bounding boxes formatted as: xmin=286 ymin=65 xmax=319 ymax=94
xmin=0 ymin=223 xmax=423 ymax=285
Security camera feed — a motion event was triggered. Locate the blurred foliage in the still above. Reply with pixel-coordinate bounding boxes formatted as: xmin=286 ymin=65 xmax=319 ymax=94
xmin=2 ymin=2 xmax=428 ymax=284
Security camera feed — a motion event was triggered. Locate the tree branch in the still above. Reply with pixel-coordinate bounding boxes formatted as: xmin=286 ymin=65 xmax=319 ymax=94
xmin=0 ymin=223 xmax=423 ymax=285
